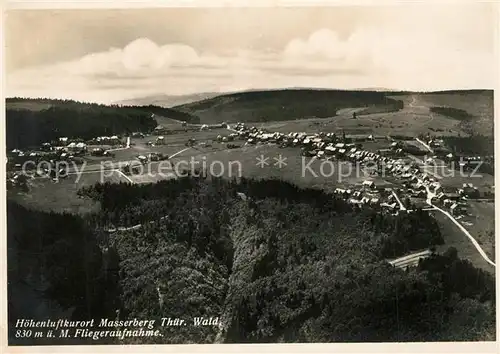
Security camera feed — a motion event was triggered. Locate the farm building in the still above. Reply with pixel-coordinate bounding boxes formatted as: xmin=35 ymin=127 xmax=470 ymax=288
xmin=67 ymin=142 xmax=87 ymax=154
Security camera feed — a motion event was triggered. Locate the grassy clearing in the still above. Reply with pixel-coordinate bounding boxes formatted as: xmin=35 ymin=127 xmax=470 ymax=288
xmin=392 ymin=92 xmax=493 ymax=136
xmin=432 ymin=211 xmax=495 ymax=273
xmin=8 ymin=171 xmax=128 ymax=214
xmin=164 ymin=144 xmax=393 ymax=192
xmin=357 ymin=104 xmax=401 ymax=115
xmin=459 ymin=201 xmax=495 ymax=261
xmin=259 ymin=110 xmax=463 ymax=137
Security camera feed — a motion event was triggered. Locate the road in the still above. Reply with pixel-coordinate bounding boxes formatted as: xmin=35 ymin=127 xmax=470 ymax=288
xmin=62 ymin=146 xmax=192 ymax=184
xmin=415 ymin=138 xmax=433 ymax=153
xmin=424 ymin=186 xmax=496 ymax=268
xmin=391 ymin=190 xmax=407 ymax=211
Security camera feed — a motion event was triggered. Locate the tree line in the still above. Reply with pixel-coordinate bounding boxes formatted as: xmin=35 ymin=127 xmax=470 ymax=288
xmin=5 ymin=98 xmax=199 ymax=149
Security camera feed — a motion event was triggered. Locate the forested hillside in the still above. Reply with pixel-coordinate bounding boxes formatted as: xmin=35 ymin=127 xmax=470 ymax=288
xmin=5 ymin=98 xmax=196 ymax=149
xmin=173 ymin=89 xmax=404 ymax=124
xmin=8 ymin=177 xmax=495 ymax=344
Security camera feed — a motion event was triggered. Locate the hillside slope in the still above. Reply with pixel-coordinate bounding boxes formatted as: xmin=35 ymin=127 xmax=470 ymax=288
xmin=115 ymin=92 xmax=221 ymax=108
xmin=8 ymin=177 xmax=495 ymax=344
xmin=173 ymin=89 xmax=404 ymax=124
xmin=5 ymin=98 xmax=198 ymax=149
xmin=390 ymin=90 xmax=494 ymax=135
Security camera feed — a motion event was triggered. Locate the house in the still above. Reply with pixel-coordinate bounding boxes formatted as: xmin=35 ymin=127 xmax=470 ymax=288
xmin=435 ymin=191 xmax=445 ymax=200
xmin=362 ymin=180 xmax=375 ymax=189
xmin=149 ymin=153 xmax=160 ymax=161
xmin=370 ymin=198 xmax=380 ymax=205
xmin=325 ymin=146 xmax=336 ymax=155
xmin=41 ymin=142 xmax=52 ymax=151
xmin=361 ymin=197 xmax=371 ymax=204
xmin=443 ymin=199 xmax=453 ymax=207
xmin=59 ymin=137 xmax=69 ymax=145
xmin=442 ymin=187 xmax=460 ymax=200
xmin=461 ymin=186 xmax=480 ymax=198
xmin=348 ymin=198 xmax=361 ymax=205
xmin=66 ymin=142 xmax=86 ymax=154
xmin=91 ymin=148 xmax=105 ymax=156
xmin=154 ymin=125 xmax=167 ymax=134
xmin=335 ymin=188 xmax=346 ymax=195
xmin=450 ymin=203 xmax=466 ymax=216
xmin=412 ymin=190 xmax=426 ymax=198
xmin=381 ymin=202 xmax=397 ymax=210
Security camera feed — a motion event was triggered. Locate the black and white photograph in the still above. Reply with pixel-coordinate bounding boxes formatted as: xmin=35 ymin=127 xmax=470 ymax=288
xmin=4 ymin=1 xmax=497 ymax=348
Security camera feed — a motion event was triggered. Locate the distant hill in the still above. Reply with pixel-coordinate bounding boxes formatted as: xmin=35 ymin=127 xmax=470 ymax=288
xmin=172 ymin=89 xmax=404 ymax=124
xmin=5 ymin=98 xmax=197 ymax=149
xmin=115 ymin=92 xmax=221 ymax=108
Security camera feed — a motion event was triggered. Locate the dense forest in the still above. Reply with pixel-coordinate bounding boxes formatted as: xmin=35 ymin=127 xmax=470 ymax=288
xmin=430 ymin=107 xmax=473 ymax=121
xmin=8 ymin=177 xmax=495 ymax=344
xmin=173 ymin=89 xmax=404 ymax=124
xmin=5 ymin=98 xmax=197 ymax=149
xmin=441 ymin=136 xmax=495 ymax=175
xmin=442 ymin=136 xmax=494 ymax=156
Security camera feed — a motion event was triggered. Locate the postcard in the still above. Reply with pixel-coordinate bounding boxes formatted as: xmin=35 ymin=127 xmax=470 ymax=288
xmin=3 ymin=1 xmax=497 ymax=352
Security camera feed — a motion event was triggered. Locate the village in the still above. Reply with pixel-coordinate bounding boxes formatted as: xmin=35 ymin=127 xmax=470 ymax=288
xmin=7 ymin=119 xmax=494 ymax=217
xmin=225 ymin=122 xmax=493 ymax=216
xmin=6 ymin=117 xmax=495 ymax=270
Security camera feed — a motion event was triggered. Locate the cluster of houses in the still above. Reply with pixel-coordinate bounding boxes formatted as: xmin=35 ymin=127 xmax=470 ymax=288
xmin=135 ymin=152 xmax=168 ymax=164
xmin=147 ymin=136 xmax=166 ymax=146
xmin=231 ymin=123 xmax=490 ymax=218
xmin=7 ymin=133 xmax=128 ymax=172
xmin=7 ymin=172 xmax=30 ymax=190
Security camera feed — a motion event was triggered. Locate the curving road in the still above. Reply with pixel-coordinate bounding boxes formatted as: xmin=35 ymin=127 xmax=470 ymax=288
xmin=424 ymin=186 xmax=496 ymax=268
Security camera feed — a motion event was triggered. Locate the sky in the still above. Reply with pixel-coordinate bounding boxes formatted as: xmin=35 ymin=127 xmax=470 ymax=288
xmin=5 ymin=3 xmax=497 ymax=104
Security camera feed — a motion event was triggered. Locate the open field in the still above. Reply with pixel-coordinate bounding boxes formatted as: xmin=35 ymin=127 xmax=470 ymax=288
xmin=458 ymin=201 xmax=495 ymax=261
xmin=239 ymin=91 xmax=494 ymax=138
xmin=107 ymin=128 xmax=230 ymax=161
xmin=8 ymin=171 xmax=127 ymax=214
xmin=390 ymin=91 xmax=494 ymax=136
xmin=258 ymin=108 xmax=464 ymax=137
xmin=171 ymin=90 xmax=494 ymax=137
xmin=161 ymin=144 xmax=394 ymax=191
xmin=359 ymin=140 xmax=395 ymax=152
